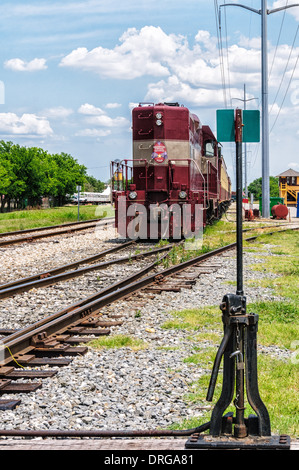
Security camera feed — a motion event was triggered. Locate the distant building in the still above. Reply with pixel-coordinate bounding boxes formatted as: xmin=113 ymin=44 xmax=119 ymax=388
xmin=276 ymin=168 xmax=299 ymax=207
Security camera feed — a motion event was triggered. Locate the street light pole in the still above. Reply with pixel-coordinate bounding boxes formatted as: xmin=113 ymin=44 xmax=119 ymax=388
xmin=219 ymin=1 xmax=299 ymax=218
xmin=261 ymin=0 xmax=270 ymax=217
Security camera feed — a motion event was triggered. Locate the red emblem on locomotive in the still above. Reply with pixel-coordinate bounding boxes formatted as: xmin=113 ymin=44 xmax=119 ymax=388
xmin=152 ymin=141 xmax=168 ymax=163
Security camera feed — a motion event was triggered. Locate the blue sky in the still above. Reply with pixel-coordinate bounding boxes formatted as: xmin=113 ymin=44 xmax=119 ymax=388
xmin=0 ymin=0 xmax=298 ymax=187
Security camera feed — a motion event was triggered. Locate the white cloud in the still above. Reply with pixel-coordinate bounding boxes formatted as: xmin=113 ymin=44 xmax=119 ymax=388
xmin=145 ymin=75 xmax=241 ymax=107
xmin=129 ymin=102 xmax=139 ymax=110
xmin=60 ymin=25 xmax=298 ymax=110
xmin=105 ymin=103 xmax=122 ymax=109
xmin=60 ymin=26 xmax=178 ymax=79
xmin=0 ymin=113 xmax=53 ymax=136
xmin=86 ymin=114 xmax=129 ymax=127
xmin=78 ymin=103 xmax=106 ymax=115
xmin=4 ymin=58 xmax=47 ymax=72
xmin=41 ymin=106 xmax=74 ymax=119
xmin=78 ymin=103 xmax=129 ymax=128
xmin=238 ymin=35 xmax=261 ymax=50
xmin=288 ymin=161 xmax=299 ymax=169
xmin=75 ymin=128 xmax=111 ymax=137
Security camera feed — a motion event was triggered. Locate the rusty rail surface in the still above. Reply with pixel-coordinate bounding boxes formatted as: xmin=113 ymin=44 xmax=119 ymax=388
xmin=0 ymin=217 xmax=114 ymax=239
xmin=0 ymin=240 xmax=134 ymax=292
xmin=0 ymin=218 xmax=113 ymax=247
xmin=0 ymin=240 xmax=172 ymax=299
xmin=0 ymin=422 xmax=211 ymax=438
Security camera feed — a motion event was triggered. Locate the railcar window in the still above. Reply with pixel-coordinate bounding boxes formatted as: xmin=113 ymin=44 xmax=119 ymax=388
xmin=205 ymin=142 xmax=214 ymax=156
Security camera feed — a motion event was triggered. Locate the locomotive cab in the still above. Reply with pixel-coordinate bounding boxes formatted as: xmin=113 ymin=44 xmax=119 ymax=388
xmin=111 ymin=102 xmax=231 ymax=240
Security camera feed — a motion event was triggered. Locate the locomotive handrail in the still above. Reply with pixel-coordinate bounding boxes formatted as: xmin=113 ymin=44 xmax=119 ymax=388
xmin=138 ymin=143 xmax=153 ymax=150
xmin=138 ymin=128 xmax=153 ymax=135
xmin=137 ymin=112 xmax=153 ymax=119
xmin=189 ymin=158 xmax=207 ymax=209
xmin=167 ymin=158 xmax=206 ymax=208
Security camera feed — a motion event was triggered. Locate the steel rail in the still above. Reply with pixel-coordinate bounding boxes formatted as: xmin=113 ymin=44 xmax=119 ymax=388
xmin=0 ymin=422 xmax=211 ymax=438
xmin=0 ymin=244 xmax=172 ymax=300
xmin=0 ymin=217 xmax=114 ymax=239
xmin=0 ymin=240 xmax=145 ymax=290
xmin=0 ymin=219 xmax=113 ymax=247
xmin=0 ymin=240 xmax=134 ymax=292
xmin=0 ymin=252 xmax=169 ymax=347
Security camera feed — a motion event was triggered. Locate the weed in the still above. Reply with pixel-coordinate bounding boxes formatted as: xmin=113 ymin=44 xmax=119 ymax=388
xmin=88 ymin=334 xmax=147 ymax=351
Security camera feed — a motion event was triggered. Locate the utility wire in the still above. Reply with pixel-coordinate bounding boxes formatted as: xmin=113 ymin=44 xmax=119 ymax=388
xmin=223 ymin=0 xmax=232 ymax=106
xmin=269 ymin=0 xmax=289 ymax=79
xmin=270 ymin=47 xmax=299 ymax=133
xmin=214 ymin=0 xmax=228 ymax=107
xmin=270 ymin=24 xmax=299 ymax=115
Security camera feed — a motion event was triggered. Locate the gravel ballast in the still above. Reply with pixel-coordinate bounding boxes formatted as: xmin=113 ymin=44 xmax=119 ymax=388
xmin=0 ymin=226 xmax=292 ymax=433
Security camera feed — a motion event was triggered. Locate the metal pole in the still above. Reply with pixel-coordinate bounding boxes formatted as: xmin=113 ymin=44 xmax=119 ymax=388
xmin=219 ymin=2 xmax=299 ymax=218
xmin=261 ymin=0 xmax=270 ymax=218
xmin=244 ymin=84 xmax=248 ymax=198
xmin=235 ymin=109 xmax=243 ymax=296
xmin=77 ymin=187 xmax=80 ymax=221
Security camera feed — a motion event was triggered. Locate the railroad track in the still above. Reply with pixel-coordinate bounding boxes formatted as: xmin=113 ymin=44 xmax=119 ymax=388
xmin=1 ymin=221 xmax=297 ymax=301
xmin=0 ymin=240 xmax=171 ymax=300
xmin=0 ymin=217 xmax=114 ymax=247
xmin=0 ymin=225 xmax=298 ymax=436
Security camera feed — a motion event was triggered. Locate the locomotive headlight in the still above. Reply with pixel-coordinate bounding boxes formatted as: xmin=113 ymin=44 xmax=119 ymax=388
xmin=155 ymin=112 xmax=163 ymax=126
xmin=179 ymin=191 xmax=187 ymax=199
xmin=128 ymin=191 xmax=137 ymax=200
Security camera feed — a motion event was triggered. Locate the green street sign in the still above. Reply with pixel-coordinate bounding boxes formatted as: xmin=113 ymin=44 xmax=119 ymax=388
xmin=216 ymin=109 xmax=260 ymax=143
xmin=216 ymin=109 xmax=235 ymax=142
xmin=243 ymin=110 xmax=260 ymax=142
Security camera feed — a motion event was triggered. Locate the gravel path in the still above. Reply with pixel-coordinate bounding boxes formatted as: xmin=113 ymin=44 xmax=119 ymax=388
xmin=0 ymin=226 xmax=291 ymax=433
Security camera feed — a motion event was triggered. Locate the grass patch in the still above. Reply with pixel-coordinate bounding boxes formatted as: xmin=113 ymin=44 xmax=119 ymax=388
xmin=248 ymin=301 xmax=299 ymax=350
xmin=162 ymin=228 xmax=299 ymax=436
xmin=0 ymin=204 xmax=114 ymax=233
xmin=161 ymin=306 xmax=222 ymax=331
xmin=88 ymin=334 xmax=147 ymax=351
xmin=160 ymin=217 xmax=294 ymax=269
xmin=248 ymin=231 xmax=299 ymax=305
xmin=170 ymin=354 xmax=298 ymax=437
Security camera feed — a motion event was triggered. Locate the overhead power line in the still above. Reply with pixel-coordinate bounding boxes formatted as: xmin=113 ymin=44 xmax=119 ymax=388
xmin=270 ymin=24 xmax=299 ymax=116
xmin=269 ymin=0 xmax=289 ymax=79
xmin=270 ymin=48 xmax=299 ymax=133
xmin=214 ymin=0 xmax=228 ymax=107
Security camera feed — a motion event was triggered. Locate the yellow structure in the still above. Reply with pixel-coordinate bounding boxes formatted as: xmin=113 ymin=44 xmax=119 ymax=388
xmin=276 ymin=168 xmax=299 ymax=206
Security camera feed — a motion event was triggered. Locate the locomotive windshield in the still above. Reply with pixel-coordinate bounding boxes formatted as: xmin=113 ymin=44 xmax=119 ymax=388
xmin=205 ymin=140 xmax=215 ymax=157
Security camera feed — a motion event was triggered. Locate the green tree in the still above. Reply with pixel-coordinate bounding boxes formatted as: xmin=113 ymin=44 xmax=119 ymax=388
xmin=84 ymin=175 xmax=105 ymax=192
xmin=0 ymin=141 xmax=87 ymax=210
xmin=0 ymin=141 xmax=26 ymax=210
xmin=51 ymin=152 xmax=86 ymax=205
xmin=248 ymin=176 xmax=279 ymax=200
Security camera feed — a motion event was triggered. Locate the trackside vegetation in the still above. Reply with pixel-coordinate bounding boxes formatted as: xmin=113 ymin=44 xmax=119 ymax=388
xmin=0 ymin=204 xmax=114 ymax=233
xmin=165 ymin=230 xmax=299 ymax=437
xmin=0 ymin=140 xmax=105 ymax=212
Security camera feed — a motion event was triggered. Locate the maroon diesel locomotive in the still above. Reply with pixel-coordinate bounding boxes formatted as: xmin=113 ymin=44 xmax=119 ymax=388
xmin=111 ymin=102 xmax=231 ymax=239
